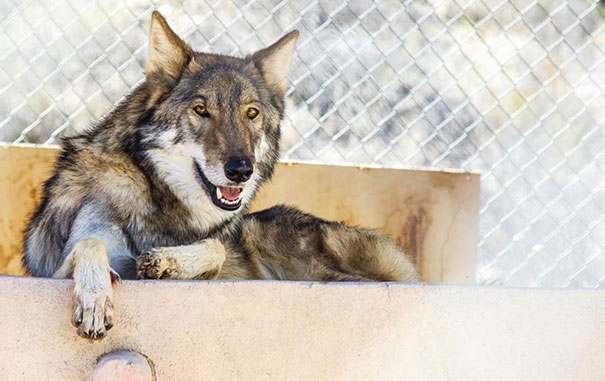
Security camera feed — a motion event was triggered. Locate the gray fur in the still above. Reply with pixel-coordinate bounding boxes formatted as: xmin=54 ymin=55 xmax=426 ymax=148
xmin=23 ymin=12 xmax=417 ymax=340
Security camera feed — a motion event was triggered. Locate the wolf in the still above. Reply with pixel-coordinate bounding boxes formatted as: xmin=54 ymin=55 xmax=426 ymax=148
xmin=23 ymin=11 xmax=417 ymax=340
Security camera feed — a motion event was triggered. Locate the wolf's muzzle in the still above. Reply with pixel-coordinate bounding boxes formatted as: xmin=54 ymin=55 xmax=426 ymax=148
xmin=224 ymin=156 xmax=253 ymax=183
xmin=194 ymin=162 xmax=244 ymax=211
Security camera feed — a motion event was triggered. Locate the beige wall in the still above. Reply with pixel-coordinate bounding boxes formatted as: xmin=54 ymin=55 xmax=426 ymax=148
xmin=0 ymin=276 xmax=603 ymax=380
xmin=0 ymin=144 xmax=480 ymax=282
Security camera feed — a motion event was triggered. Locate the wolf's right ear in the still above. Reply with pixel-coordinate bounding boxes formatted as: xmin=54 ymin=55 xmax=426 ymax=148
xmin=251 ymin=31 xmax=299 ymax=97
xmin=146 ymin=11 xmax=192 ymax=105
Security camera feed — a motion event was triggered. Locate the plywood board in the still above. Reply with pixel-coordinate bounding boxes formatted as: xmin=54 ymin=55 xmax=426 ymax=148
xmin=0 ymin=144 xmax=480 ymax=282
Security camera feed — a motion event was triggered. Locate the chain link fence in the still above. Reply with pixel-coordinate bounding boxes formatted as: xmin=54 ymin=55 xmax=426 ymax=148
xmin=1 ymin=0 xmax=603 ymax=287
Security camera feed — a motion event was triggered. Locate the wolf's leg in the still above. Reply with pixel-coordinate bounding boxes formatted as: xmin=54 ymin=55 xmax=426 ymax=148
xmin=319 ymin=271 xmax=374 ymax=282
xmin=321 ymin=225 xmax=419 ymax=282
xmin=53 ymin=204 xmax=134 ymax=340
xmin=240 ymin=206 xmax=418 ymax=282
xmin=53 ymin=238 xmax=120 ymax=339
xmin=137 ymin=238 xmax=226 ymax=280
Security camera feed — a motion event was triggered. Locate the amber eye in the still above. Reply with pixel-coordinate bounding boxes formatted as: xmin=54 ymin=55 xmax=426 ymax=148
xmin=246 ymin=107 xmax=259 ymax=120
xmin=194 ymin=105 xmax=210 ymax=118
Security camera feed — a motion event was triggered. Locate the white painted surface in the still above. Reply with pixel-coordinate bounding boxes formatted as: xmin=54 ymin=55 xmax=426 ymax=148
xmin=0 ymin=276 xmax=603 ymax=380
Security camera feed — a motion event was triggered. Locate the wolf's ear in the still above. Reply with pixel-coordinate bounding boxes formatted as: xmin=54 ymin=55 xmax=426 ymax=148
xmin=146 ymin=11 xmax=191 ymax=103
xmin=251 ymin=31 xmax=299 ymax=96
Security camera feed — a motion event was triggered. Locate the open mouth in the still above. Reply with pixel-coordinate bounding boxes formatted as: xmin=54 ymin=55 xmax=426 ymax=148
xmin=194 ymin=162 xmax=244 ymax=211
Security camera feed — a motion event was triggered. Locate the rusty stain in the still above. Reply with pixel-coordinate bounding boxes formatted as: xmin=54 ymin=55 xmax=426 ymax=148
xmin=399 ymin=206 xmax=430 ymax=270
xmin=437 ymin=202 xmax=463 ymax=282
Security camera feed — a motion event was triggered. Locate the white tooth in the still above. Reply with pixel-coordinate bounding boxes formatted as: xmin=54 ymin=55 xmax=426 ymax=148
xmin=216 ymin=187 xmax=222 ymax=199
xmin=237 ymin=190 xmax=244 ymax=201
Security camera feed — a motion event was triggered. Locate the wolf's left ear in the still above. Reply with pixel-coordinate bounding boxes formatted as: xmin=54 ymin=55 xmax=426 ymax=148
xmin=146 ymin=11 xmax=192 ymax=103
xmin=251 ymin=31 xmax=299 ymax=96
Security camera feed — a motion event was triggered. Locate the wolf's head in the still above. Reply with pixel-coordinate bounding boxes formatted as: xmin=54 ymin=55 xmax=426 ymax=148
xmin=138 ymin=12 xmax=297 ymax=225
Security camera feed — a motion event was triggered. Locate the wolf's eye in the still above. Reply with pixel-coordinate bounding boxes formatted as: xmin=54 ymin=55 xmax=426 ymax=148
xmin=246 ymin=107 xmax=259 ymax=120
xmin=194 ymin=105 xmax=210 ymax=118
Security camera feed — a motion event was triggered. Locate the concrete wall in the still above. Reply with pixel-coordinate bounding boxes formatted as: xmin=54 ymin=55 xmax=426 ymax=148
xmin=0 ymin=276 xmax=603 ymax=380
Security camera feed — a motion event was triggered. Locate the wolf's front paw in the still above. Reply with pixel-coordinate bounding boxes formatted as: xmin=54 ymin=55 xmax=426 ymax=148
xmin=137 ymin=249 xmax=181 ymax=279
xmin=137 ymin=241 xmax=226 ymax=280
xmin=72 ymin=269 xmax=120 ymax=340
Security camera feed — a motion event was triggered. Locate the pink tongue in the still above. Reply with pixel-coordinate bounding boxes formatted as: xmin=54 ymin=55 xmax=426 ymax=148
xmin=218 ymin=186 xmax=242 ymax=201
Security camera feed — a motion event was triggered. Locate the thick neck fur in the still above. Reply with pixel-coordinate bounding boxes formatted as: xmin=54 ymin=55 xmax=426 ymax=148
xmin=62 ymin=79 xmax=279 ymax=247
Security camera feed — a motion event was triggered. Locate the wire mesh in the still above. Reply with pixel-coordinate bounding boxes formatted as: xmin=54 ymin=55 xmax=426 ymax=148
xmin=0 ymin=0 xmax=603 ymax=287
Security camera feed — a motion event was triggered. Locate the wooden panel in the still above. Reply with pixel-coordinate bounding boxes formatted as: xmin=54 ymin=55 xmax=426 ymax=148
xmin=0 ymin=144 xmax=480 ymax=282
xmin=0 ymin=144 xmax=58 ymax=275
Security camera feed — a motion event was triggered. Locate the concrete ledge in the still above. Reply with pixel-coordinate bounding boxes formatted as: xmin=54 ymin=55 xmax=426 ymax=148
xmin=0 ymin=276 xmax=603 ymax=380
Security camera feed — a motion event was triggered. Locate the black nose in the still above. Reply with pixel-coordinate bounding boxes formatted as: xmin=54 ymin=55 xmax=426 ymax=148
xmin=224 ymin=156 xmax=253 ymax=183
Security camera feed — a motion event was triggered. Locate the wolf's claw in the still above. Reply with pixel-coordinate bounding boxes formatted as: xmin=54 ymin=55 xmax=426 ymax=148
xmin=72 ymin=288 xmax=114 ymax=340
xmin=137 ymin=250 xmax=180 ymax=279
xmin=161 ymin=268 xmax=172 ymax=278
xmin=71 ymin=268 xmax=117 ymax=341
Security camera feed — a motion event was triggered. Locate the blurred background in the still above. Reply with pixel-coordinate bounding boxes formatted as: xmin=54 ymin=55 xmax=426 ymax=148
xmin=0 ymin=0 xmax=603 ymax=287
